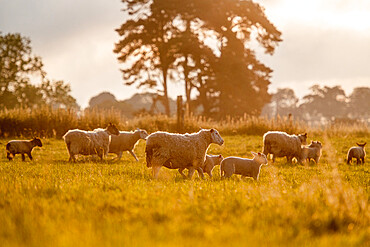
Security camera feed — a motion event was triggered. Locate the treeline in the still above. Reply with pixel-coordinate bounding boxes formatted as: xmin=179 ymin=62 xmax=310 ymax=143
xmin=262 ymin=85 xmax=370 ymax=124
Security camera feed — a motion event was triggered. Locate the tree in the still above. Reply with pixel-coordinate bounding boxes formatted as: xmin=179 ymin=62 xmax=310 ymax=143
xmin=114 ymin=0 xmax=181 ymax=116
xmin=115 ymin=0 xmax=281 ymax=117
xmin=299 ymin=85 xmax=347 ymax=120
xmin=0 ymin=32 xmax=44 ymax=109
xmin=0 ymin=32 xmax=79 ymax=110
xmin=348 ymin=87 xmax=370 ymax=120
xmin=261 ymin=88 xmax=299 ymax=118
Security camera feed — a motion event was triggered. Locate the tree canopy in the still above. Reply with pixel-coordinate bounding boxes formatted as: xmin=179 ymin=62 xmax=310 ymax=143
xmin=0 ymin=32 xmax=79 ymax=110
xmin=114 ymin=0 xmax=281 ymax=117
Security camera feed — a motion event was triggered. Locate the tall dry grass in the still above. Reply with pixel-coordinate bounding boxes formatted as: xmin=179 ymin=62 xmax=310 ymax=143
xmin=0 ymin=107 xmax=368 ymax=138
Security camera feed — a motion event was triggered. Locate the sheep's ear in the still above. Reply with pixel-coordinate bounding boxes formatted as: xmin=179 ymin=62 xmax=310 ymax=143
xmin=251 ymin=151 xmax=258 ymax=157
xmin=356 ymin=142 xmax=360 ymax=146
xmin=304 ymin=133 xmax=308 ymax=137
xmin=210 ymin=128 xmax=214 ymax=133
xmin=364 ymin=142 xmax=367 ymax=146
xmin=218 ymin=154 xmax=222 ymax=158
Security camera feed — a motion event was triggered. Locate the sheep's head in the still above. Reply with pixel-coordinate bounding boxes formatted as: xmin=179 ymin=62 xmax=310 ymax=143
xmin=204 ymin=154 xmax=223 ymax=173
xmin=106 ymin=123 xmax=120 ymax=136
xmin=210 ymin=128 xmax=224 ymax=146
xmin=309 ymin=141 xmax=322 ymax=149
xmin=137 ymin=128 xmax=149 ymax=140
xmin=356 ymin=142 xmax=367 ymax=148
xmin=298 ymin=133 xmax=308 ymax=145
xmin=252 ymin=152 xmax=268 ymax=165
xmin=32 ymin=138 xmax=43 ymax=147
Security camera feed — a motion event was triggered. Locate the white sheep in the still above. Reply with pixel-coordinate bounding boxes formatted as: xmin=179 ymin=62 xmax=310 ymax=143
xmin=6 ymin=137 xmax=43 ymax=161
xmin=300 ymin=141 xmax=323 ymax=164
xmin=63 ymin=123 xmax=119 ymax=162
xmin=220 ymin=152 xmax=268 ymax=180
xmin=108 ymin=129 xmax=149 ymax=161
xmin=145 ymin=129 xmax=224 ymax=179
xmin=347 ymin=142 xmax=366 ymax=165
xmin=262 ymin=131 xmax=307 ymax=163
xmin=178 ymin=154 xmax=224 ymax=178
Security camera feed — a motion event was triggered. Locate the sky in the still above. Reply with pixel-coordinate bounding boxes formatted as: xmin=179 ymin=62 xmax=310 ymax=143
xmin=1 ymin=0 xmax=370 ymax=108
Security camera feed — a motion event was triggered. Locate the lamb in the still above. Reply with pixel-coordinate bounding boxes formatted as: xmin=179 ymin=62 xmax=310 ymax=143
xmin=63 ymin=123 xmax=119 ymax=162
xmin=300 ymin=141 xmax=323 ymax=164
xmin=220 ymin=152 xmax=268 ymax=180
xmin=145 ymin=129 xmax=224 ymax=179
xmin=262 ymin=131 xmax=307 ymax=163
xmin=347 ymin=142 xmax=366 ymax=165
xmin=6 ymin=137 xmax=43 ymax=161
xmin=108 ymin=128 xmax=149 ymax=161
xmin=178 ymin=154 xmax=224 ymax=178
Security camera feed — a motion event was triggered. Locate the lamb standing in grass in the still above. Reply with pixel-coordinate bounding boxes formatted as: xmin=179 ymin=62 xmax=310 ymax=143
xmin=108 ymin=129 xmax=149 ymax=161
xmin=63 ymin=123 xmax=119 ymax=162
xmin=6 ymin=137 xmax=43 ymax=161
xmin=178 ymin=154 xmax=224 ymax=178
xmin=347 ymin=142 xmax=366 ymax=164
xmin=220 ymin=152 xmax=268 ymax=180
xmin=145 ymin=129 xmax=224 ymax=179
xmin=300 ymin=141 xmax=323 ymax=164
xmin=262 ymin=131 xmax=307 ymax=163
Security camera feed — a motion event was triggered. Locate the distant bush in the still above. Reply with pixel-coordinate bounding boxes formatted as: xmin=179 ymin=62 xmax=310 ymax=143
xmin=0 ymin=107 xmax=368 ymax=138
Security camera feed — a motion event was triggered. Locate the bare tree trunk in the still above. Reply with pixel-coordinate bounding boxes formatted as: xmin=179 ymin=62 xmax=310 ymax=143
xmin=162 ymin=69 xmax=170 ymax=116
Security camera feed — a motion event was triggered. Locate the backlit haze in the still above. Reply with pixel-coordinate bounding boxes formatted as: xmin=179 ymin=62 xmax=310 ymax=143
xmin=1 ymin=0 xmax=369 ymax=108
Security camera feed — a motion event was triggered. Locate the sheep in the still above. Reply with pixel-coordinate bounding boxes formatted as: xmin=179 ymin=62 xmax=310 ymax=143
xmin=300 ymin=141 xmax=323 ymax=164
xmin=262 ymin=131 xmax=307 ymax=163
xmin=6 ymin=137 xmax=43 ymax=161
xmin=220 ymin=152 xmax=268 ymax=180
xmin=63 ymin=123 xmax=119 ymax=162
xmin=347 ymin=142 xmax=366 ymax=165
xmin=108 ymin=128 xmax=149 ymax=161
xmin=145 ymin=129 xmax=224 ymax=179
xmin=178 ymin=154 xmax=224 ymax=178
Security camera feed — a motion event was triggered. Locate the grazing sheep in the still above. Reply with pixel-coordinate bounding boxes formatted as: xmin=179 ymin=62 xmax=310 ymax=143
xmin=220 ymin=152 xmax=268 ymax=180
xmin=300 ymin=141 xmax=323 ymax=164
xmin=145 ymin=129 xmax=224 ymax=179
xmin=6 ymin=137 xmax=43 ymax=161
xmin=178 ymin=154 xmax=224 ymax=178
xmin=347 ymin=142 xmax=366 ymax=164
xmin=63 ymin=123 xmax=119 ymax=162
xmin=262 ymin=131 xmax=307 ymax=163
xmin=108 ymin=128 xmax=149 ymax=161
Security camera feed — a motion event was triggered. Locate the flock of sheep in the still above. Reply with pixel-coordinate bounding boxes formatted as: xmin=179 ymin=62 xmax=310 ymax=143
xmin=5 ymin=123 xmax=367 ymax=180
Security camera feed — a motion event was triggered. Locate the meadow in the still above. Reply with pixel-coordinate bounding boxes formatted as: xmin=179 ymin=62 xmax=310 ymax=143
xmin=0 ymin=132 xmax=369 ymax=247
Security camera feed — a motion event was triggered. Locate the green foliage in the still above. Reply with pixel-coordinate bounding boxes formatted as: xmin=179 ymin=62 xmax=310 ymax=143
xmin=0 ymin=135 xmax=368 ymax=246
xmin=0 ymin=32 xmax=78 ymax=110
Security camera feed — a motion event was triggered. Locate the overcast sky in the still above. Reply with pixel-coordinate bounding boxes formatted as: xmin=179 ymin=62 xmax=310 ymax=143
xmin=1 ymin=0 xmax=369 ymax=108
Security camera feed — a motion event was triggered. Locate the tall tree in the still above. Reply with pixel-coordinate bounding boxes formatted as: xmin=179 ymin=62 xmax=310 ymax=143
xmin=0 ymin=32 xmax=44 ymax=109
xmin=299 ymin=85 xmax=347 ymax=120
xmin=115 ymin=0 xmax=281 ymax=117
xmin=0 ymin=32 xmax=79 ymax=109
xmin=114 ymin=0 xmax=181 ymax=116
xmin=348 ymin=87 xmax=370 ymax=120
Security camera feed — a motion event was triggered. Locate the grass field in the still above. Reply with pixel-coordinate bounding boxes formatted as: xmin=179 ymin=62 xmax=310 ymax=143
xmin=0 ymin=134 xmax=369 ymax=247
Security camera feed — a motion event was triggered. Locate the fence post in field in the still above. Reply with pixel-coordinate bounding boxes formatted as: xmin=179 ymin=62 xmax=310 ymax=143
xmin=177 ymin=95 xmax=184 ymax=133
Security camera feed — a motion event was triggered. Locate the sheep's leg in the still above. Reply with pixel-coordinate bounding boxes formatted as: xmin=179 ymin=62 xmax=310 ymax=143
xmin=362 ymin=157 xmax=365 ymax=164
xmin=347 ymin=157 xmax=351 ymax=164
xmin=129 ymin=150 xmax=139 ymax=162
xmin=356 ymin=158 xmax=360 ymax=165
xmin=27 ymin=152 xmax=33 ymax=161
xmin=7 ymin=152 xmax=13 ymax=161
xmin=187 ymin=167 xmax=196 ymax=179
xmin=152 ymin=166 xmax=161 ymax=179
xmin=196 ymin=167 xmax=205 ymax=179
xmin=207 ymin=171 xmax=213 ymax=178
xmin=178 ymin=168 xmax=187 ymax=178
xmin=21 ymin=154 xmax=26 ymax=161
xmin=272 ymin=155 xmax=275 ymax=163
